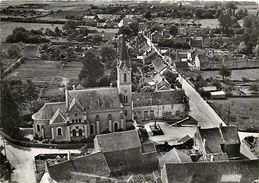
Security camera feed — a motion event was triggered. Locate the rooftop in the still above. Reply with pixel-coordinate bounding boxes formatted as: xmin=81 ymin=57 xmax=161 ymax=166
xmin=162 ymin=159 xmax=259 ymax=183
xmin=132 ymin=90 xmax=186 ymax=107
xmin=95 ymin=130 xmax=141 ymax=153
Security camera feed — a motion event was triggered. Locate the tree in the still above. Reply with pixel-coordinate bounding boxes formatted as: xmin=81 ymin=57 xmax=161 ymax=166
xmin=143 ymin=11 xmax=152 ymax=20
xmin=63 ymin=20 xmax=78 ymax=33
xmin=169 ymin=25 xmax=178 ymax=37
xmin=219 ymin=65 xmax=231 ymax=81
xmin=218 ymin=13 xmax=233 ymax=34
xmin=24 ymin=80 xmax=38 ymax=106
xmin=100 ymin=45 xmax=117 ymax=69
xmin=78 ymin=50 xmax=104 ymax=87
xmin=163 ymin=70 xmax=178 ymax=84
xmin=0 ymin=81 xmax=20 ymax=137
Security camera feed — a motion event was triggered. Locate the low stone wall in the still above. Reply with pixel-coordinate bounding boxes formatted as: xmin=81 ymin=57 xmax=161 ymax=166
xmin=0 ymin=130 xmax=92 ymax=149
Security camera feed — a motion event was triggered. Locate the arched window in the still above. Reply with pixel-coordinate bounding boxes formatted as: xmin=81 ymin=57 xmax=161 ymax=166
xmin=78 ymin=129 xmax=83 ymax=136
xmin=36 ymin=124 xmax=40 ymax=131
xmin=79 ymin=119 xmax=81 ymax=123
xmin=124 ymin=73 xmax=127 ymax=83
xmin=57 ymin=128 xmax=62 ymax=136
xmin=75 ymin=119 xmax=78 ymax=123
xmin=72 ymin=129 xmax=77 ymax=137
xmin=114 ymin=122 xmax=119 ymax=132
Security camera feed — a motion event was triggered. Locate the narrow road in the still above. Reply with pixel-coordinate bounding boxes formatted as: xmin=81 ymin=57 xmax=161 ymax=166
xmin=180 ymin=76 xmax=225 ymax=128
xmin=0 ymin=135 xmax=80 ymax=183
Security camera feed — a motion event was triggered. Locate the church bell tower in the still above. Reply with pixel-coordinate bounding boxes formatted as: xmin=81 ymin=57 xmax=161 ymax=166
xmin=117 ymin=35 xmax=132 ymax=121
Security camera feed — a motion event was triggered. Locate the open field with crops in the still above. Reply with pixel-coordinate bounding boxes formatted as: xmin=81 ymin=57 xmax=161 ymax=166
xmin=210 ymin=97 xmax=259 ymax=132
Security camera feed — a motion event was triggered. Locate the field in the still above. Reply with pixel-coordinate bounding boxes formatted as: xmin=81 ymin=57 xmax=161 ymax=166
xmin=201 ymin=68 xmax=259 ymax=81
xmin=210 ymin=98 xmax=259 ymax=132
xmin=5 ymin=59 xmax=82 ymax=97
xmin=199 ymin=19 xmax=219 ymax=29
xmin=0 ymin=21 xmax=63 ymax=42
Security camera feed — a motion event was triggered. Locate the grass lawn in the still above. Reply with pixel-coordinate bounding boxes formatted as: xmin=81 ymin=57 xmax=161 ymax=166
xmin=209 ymin=98 xmax=259 ymax=132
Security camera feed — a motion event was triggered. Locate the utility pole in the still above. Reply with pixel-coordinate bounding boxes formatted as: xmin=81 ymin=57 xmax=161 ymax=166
xmin=227 ymin=103 xmax=230 ymax=126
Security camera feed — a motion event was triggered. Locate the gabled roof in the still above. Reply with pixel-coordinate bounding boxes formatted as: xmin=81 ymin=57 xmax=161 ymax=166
xmin=132 ymin=90 xmax=186 ymax=107
xmin=32 ymin=102 xmax=66 ymax=120
xmin=47 ymin=152 xmax=110 ymax=182
xmin=174 ymin=62 xmax=189 ymax=70
xmin=159 ymin=148 xmax=192 ymax=167
xmin=95 ymin=130 xmax=141 ymax=153
xmin=199 ymin=128 xmax=224 ymax=154
xmin=50 ymin=109 xmax=66 ymax=124
xmin=156 ymin=78 xmax=171 ymax=91
xmin=221 ymin=126 xmax=240 ymax=144
xmin=152 ymin=57 xmax=166 ymax=72
xmin=69 ymin=97 xmax=84 ymax=112
xmin=162 ymin=159 xmax=259 ymax=183
xmin=68 ymin=87 xmax=121 ymax=110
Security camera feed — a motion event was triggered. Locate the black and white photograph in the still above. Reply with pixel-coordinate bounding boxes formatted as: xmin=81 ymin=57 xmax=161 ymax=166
xmin=0 ymin=0 xmax=258 ymax=182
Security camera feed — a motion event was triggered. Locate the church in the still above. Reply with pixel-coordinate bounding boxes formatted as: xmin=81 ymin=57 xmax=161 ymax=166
xmin=32 ymin=35 xmax=134 ymax=141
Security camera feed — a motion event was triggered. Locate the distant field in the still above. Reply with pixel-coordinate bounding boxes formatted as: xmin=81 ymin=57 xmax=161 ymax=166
xmin=0 ymin=21 xmax=63 ymax=42
xmin=199 ymin=19 xmax=219 ymax=29
xmin=201 ymin=68 xmax=259 ymax=81
xmin=210 ymin=98 xmax=259 ymax=132
xmin=5 ymin=59 xmax=82 ymax=82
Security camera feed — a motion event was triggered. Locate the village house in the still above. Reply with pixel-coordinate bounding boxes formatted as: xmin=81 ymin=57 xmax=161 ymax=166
xmin=32 ymin=35 xmax=134 ymax=141
xmin=151 ymin=31 xmax=163 ymax=44
xmin=94 ymin=130 xmax=158 ymax=174
xmin=194 ymin=125 xmax=241 ymax=159
xmin=161 ymin=159 xmax=259 ymax=183
xmin=132 ymin=90 xmax=188 ymax=121
xmin=39 ymin=130 xmax=158 ymax=182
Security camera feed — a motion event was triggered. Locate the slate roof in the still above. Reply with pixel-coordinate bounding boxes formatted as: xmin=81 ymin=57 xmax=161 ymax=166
xmin=152 ymin=57 xmax=166 ymax=72
xmin=47 ymin=152 xmax=110 ymax=182
xmin=199 ymin=128 xmax=224 ymax=154
xmin=174 ymin=62 xmax=189 ymax=70
xmin=197 ymin=54 xmax=209 ymax=63
xmin=32 ymin=102 xmax=66 ymax=120
xmin=68 ymin=87 xmax=121 ymax=110
xmin=191 ymin=39 xmax=203 ymax=48
xmin=221 ymin=126 xmax=240 ymax=144
xmin=162 ymin=159 xmax=259 ymax=183
xmin=49 ymin=109 xmax=66 ymax=124
xmin=95 ymin=130 xmax=141 ymax=153
xmin=132 ymin=90 xmax=186 ymax=107
xmin=159 ymin=148 xmax=192 ymax=167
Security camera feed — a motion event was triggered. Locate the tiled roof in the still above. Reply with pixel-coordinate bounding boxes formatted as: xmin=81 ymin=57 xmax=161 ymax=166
xmin=95 ymin=130 xmax=141 ymax=153
xmin=152 ymin=57 xmax=166 ymax=72
xmin=32 ymin=102 xmax=66 ymax=120
xmin=221 ymin=126 xmax=240 ymax=144
xmin=68 ymin=87 xmax=121 ymax=110
xmin=199 ymin=128 xmax=224 ymax=154
xmin=132 ymin=90 xmax=186 ymax=107
xmin=174 ymin=62 xmax=189 ymax=69
xmin=48 ymin=152 xmax=110 ymax=182
xmin=162 ymin=159 xmax=259 ymax=183
xmin=159 ymin=148 xmax=192 ymax=167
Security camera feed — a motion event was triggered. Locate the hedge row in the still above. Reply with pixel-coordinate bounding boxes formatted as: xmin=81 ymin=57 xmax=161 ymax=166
xmin=0 ymin=130 xmax=93 ymax=149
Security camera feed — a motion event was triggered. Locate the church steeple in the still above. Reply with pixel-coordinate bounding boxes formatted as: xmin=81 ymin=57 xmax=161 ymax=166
xmin=118 ymin=35 xmax=131 ymax=69
xmin=117 ymin=34 xmax=132 ymax=121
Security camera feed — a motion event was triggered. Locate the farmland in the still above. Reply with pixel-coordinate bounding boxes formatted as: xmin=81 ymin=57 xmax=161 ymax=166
xmin=210 ymin=98 xmax=259 ymax=132
xmin=201 ymin=68 xmax=259 ymax=81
